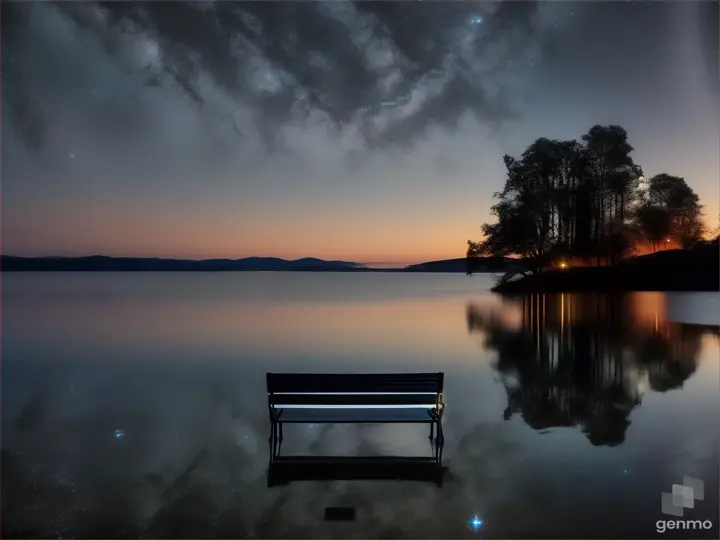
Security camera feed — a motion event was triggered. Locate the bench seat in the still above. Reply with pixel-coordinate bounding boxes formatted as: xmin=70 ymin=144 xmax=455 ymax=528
xmin=274 ymin=406 xmax=439 ymax=423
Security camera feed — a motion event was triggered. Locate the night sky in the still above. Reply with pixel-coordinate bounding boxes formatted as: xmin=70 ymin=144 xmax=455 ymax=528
xmin=2 ymin=1 xmax=718 ymax=265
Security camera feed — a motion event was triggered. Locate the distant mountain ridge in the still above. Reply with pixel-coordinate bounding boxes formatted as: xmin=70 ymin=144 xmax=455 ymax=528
xmin=0 ymin=254 xmax=518 ymax=272
xmin=0 ymin=255 xmax=365 ymax=272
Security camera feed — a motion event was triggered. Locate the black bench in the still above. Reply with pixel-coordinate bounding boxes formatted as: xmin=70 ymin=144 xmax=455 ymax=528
xmin=266 ymin=372 xmax=445 ymax=463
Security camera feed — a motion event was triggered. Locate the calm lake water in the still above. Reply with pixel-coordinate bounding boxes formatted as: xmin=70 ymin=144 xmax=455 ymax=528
xmin=2 ymin=272 xmax=719 ymax=539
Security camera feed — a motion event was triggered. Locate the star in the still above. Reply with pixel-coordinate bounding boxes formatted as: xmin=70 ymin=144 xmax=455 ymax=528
xmin=470 ymin=515 xmax=483 ymax=529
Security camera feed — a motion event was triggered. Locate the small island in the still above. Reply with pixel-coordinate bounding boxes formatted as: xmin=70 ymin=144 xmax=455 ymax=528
xmin=467 ymin=125 xmax=720 ymax=293
xmin=490 ymin=240 xmax=719 ymax=293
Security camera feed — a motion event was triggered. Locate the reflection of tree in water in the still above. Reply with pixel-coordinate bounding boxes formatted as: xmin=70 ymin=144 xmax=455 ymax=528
xmin=467 ymin=294 xmax=716 ymax=446
xmin=634 ymin=324 xmax=708 ymax=393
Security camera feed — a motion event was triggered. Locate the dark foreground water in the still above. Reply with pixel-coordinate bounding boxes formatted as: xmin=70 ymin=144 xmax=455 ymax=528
xmin=2 ymin=272 xmax=719 ymax=539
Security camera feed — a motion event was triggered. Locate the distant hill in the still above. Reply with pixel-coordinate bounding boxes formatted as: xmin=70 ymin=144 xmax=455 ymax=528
xmin=0 ymin=254 xmax=526 ymax=273
xmin=405 ymin=257 xmax=518 ymax=273
xmin=0 ymin=255 xmax=365 ymax=272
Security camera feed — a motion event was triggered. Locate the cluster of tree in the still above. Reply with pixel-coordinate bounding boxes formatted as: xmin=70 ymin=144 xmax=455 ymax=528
xmin=468 ymin=125 xmax=707 ymax=272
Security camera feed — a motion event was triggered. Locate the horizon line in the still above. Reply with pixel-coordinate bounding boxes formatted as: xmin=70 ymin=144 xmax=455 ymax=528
xmin=0 ymin=253 xmax=465 ymax=265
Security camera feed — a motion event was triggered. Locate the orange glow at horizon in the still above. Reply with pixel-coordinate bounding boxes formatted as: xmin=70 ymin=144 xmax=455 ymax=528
xmin=2 ymin=178 xmax=716 ymax=264
xmin=3 ymin=199 xmax=486 ymax=264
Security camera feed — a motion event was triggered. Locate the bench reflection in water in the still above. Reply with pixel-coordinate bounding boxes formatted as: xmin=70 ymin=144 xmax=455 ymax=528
xmin=266 ymin=372 xmax=447 ymax=487
xmin=268 ymin=455 xmax=447 ymax=487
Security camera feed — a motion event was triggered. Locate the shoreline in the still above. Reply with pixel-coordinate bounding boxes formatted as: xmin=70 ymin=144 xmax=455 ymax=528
xmin=492 ymin=242 xmax=720 ymax=294
xmin=491 ymin=268 xmax=720 ymax=294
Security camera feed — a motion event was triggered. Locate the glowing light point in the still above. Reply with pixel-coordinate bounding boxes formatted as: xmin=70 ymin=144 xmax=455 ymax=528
xmin=69 ymin=152 xmax=75 ymax=159
xmin=470 ymin=516 xmax=483 ymax=529
xmin=114 ymin=429 xmax=125 ymax=440
xmin=469 ymin=14 xmax=484 ymax=25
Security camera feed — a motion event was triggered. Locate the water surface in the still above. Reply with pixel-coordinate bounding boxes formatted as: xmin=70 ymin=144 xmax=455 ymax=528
xmin=2 ymin=272 xmax=719 ymax=538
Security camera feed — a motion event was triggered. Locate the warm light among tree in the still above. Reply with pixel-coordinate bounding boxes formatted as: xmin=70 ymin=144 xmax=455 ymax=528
xmin=467 ymin=125 xmax=707 ymax=273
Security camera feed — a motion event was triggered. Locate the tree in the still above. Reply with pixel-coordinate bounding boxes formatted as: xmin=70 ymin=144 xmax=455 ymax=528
xmin=469 ymin=152 xmax=556 ymax=274
xmin=634 ymin=203 xmax=671 ymax=252
xmin=645 ymin=174 xmax=705 ymax=247
xmin=708 ymin=214 xmax=720 ymax=241
xmin=468 ymin=125 xmax=706 ymax=270
xmin=581 ymin=125 xmax=639 ymax=264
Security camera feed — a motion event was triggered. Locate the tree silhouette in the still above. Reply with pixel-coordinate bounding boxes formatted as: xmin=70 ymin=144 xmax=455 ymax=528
xmin=468 ymin=125 xmax=705 ymax=271
xmin=645 ymin=174 xmax=705 ymax=247
xmin=710 ymin=215 xmax=720 ymax=241
xmin=466 ymin=294 xmax=713 ymax=446
xmin=634 ymin=203 xmax=671 ymax=252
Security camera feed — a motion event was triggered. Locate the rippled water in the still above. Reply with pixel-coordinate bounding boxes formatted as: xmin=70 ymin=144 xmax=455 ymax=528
xmin=2 ymin=272 xmax=719 ymax=538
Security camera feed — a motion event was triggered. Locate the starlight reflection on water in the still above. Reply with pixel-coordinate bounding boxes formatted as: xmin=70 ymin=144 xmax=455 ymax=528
xmin=1 ymin=273 xmax=718 ymax=539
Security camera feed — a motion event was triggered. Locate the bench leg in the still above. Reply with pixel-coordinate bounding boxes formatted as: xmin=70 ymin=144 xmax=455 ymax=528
xmin=269 ymin=421 xmax=284 ymax=460
xmin=269 ymin=421 xmax=276 ymax=461
xmin=436 ymin=421 xmax=444 ymax=464
xmin=269 ymin=422 xmax=283 ymax=458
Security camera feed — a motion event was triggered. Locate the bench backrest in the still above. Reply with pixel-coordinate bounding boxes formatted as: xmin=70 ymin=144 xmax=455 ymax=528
xmin=267 ymin=373 xmax=443 ymax=408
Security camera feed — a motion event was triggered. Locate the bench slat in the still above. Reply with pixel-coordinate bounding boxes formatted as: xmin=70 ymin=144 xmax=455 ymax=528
xmin=267 ymin=373 xmax=443 ymax=393
xmin=270 ymin=393 xmax=438 ymax=406
xmin=275 ymin=407 xmax=436 ymax=423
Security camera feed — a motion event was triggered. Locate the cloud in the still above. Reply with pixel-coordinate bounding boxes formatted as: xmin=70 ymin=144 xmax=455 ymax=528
xmin=2 ymin=1 xmax=567 ymax=155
